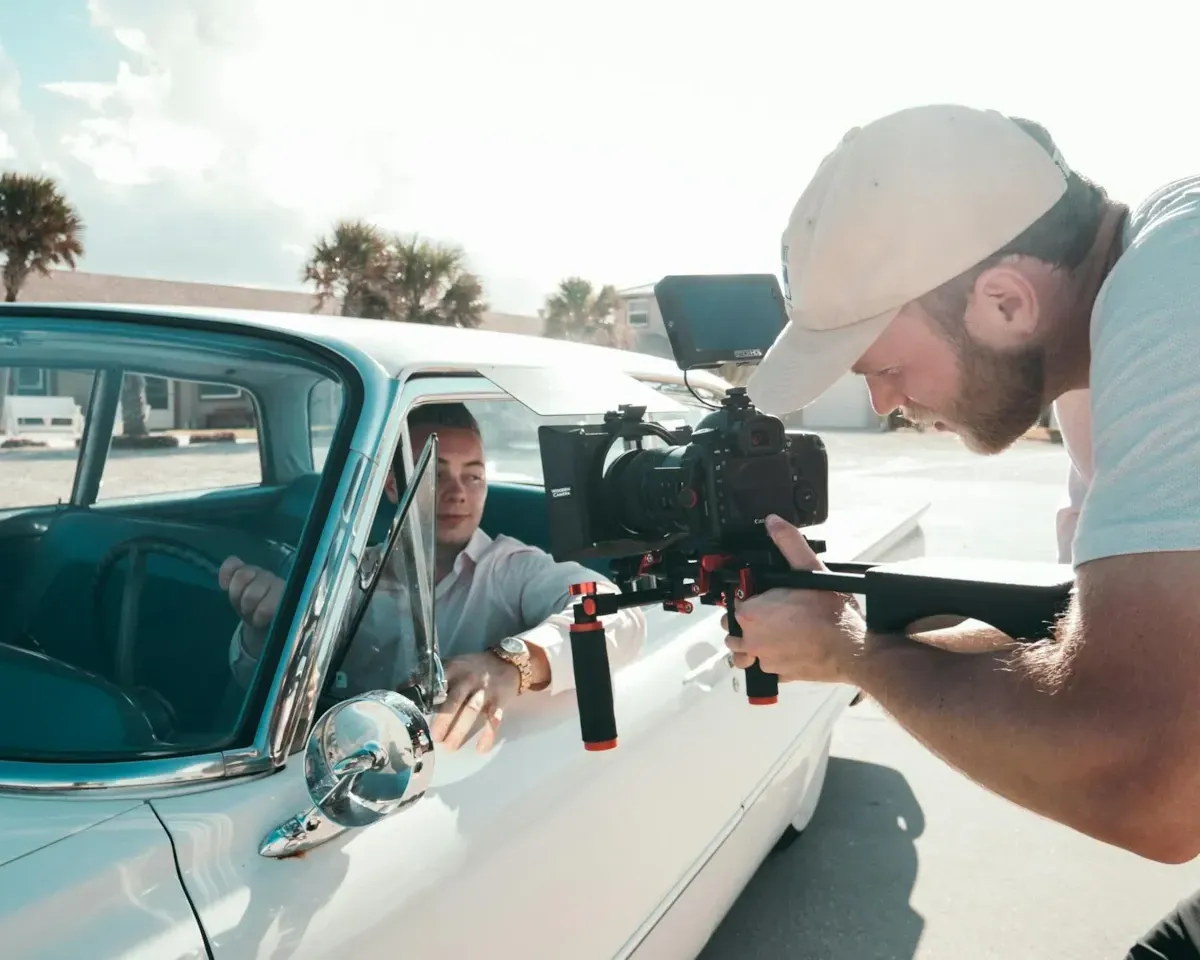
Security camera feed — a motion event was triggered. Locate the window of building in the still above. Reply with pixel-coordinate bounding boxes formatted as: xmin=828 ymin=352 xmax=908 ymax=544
xmin=13 ymin=367 xmax=48 ymax=395
xmin=627 ymin=299 xmax=651 ymax=328
xmin=197 ymin=381 xmax=244 ymax=400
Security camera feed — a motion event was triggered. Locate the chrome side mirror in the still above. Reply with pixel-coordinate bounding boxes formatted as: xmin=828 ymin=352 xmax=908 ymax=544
xmin=260 ymin=691 xmax=434 ymax=858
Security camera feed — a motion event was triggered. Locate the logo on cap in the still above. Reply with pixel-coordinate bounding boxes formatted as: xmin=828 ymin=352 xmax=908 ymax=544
xmin=1049 ymin=144 xmax=1069 ymax=180
xmin=780 ymin=240 xmax=791 ymax=305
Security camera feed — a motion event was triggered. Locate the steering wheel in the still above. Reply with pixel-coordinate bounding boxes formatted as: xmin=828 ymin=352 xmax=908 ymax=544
xmin=92 ymin=535 xmax=226 ymax=739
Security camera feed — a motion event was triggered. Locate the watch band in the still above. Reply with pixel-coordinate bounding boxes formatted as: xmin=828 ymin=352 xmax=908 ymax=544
xmin=491 ymin=639 xmax=534 ymax=694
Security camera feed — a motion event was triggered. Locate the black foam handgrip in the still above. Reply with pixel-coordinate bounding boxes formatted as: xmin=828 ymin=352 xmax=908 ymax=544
xmin=744 ymin=660 xmax=779 ymax=704
xmin=726 ymin=603 xmax=780 ymax=706
xmin=569 ymin=624 xmax=618 ymax=749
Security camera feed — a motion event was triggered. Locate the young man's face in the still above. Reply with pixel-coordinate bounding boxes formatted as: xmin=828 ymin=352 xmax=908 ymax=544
xmin=385 ymin=425 xmax=488 ymax=550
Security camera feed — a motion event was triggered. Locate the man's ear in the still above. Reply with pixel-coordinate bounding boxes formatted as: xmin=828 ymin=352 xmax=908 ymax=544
xmin=383 ymin=470 xmax=399 ymax=505
xmin=963 ymin=264 xmax=1040 ymax=350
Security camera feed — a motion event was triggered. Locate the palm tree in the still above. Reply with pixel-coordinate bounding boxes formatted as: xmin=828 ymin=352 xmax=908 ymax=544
xmin=0 ymin=172 xmax=85 ymax=301
xmin=302 ymin=219 xmax=391 ymax=318
xmin=0 ymin=172 xmax=85 ymax=433
xmin=541 ymin=277 xmax=628 ymax=348
xmin=384 ymin=235 xmax=487 ymax=328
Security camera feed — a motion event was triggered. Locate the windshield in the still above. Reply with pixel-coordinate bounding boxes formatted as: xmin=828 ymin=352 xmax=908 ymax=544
xmin=468 ymin=380 xmax=724 ymax=485
xmin=0 ymin=315 xmax=351 ymax=761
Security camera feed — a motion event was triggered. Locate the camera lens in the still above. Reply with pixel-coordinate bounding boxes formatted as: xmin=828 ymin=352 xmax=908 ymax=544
xmin=604 ymin=445 xmax=697 ymax=539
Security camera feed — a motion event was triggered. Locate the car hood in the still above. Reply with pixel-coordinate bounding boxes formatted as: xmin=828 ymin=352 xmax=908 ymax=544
xmin=0 ymin=796 xmax=145 ymax=867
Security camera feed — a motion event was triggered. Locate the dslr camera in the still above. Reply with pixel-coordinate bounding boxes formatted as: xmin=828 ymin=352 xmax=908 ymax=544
xmin=539 ymin=276 xmax=827 ymax=565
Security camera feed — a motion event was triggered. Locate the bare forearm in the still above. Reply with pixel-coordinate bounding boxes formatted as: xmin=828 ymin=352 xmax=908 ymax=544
xmin=847 ymin=620 xmax=1144 ymax=849
xmin=909 ymin=617 xmax=1017 ymax=653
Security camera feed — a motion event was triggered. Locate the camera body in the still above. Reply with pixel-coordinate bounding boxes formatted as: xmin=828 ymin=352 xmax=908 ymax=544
xmin=539 ymin=387 xmax=828 ymax=564
xmin=538 ymin=273 xmax=827 ymax=568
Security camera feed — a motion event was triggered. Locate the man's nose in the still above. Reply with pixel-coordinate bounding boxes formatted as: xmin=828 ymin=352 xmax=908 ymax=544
xmin=864 ymin=376 xmax=905 ymax=417
xmin=440 ymin=476 xmax=466 ymax=499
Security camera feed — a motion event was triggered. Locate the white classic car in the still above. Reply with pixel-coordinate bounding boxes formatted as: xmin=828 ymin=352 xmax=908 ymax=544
xmin=0 ymin=303 xmax=865 ymax=960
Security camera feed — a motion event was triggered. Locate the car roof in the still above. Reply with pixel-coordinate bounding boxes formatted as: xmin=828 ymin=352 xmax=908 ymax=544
xmin=0 ymin=301 xmax=731 ymax=392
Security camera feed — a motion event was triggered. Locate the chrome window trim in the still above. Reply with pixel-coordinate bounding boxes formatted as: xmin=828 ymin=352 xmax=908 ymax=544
xmin=0 ymin=754 xmax=229 ymax=796
xmin=0 ymin=346 xmax=388 ymax=795
xmin=250 ymin=364 xmax=404 ymax=769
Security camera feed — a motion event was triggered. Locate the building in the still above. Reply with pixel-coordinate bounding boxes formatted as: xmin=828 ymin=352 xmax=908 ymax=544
xmin=5 ymin=269 xmax=542 ymax=432
xmin=612 ymin=282 xmax=884 ymax=431
xmin=613 ymin=283 xmax=671 ymax=360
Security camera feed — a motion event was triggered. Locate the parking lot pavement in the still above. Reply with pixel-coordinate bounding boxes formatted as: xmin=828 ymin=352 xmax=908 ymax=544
xmin=0 ymin=440 xmax=265 ymax=510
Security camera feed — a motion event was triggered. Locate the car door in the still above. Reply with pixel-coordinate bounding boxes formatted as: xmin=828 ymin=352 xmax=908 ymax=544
xmin=0 ymin=797 xmax=209 ymax=960
xmin=151 ymin=609 xmax=809 ymax=960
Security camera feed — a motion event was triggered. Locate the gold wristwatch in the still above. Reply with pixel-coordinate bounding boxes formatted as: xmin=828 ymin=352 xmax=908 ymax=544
xmin=490 ymin=636 xmax=535 ymax=694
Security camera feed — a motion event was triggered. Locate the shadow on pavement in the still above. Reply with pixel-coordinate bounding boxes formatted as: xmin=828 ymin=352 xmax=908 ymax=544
xmin=699 ymin=757 xmax=925 ymax=960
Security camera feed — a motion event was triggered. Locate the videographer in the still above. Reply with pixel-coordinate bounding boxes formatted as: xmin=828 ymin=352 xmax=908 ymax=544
xmin=732 ymin=103 xmax=1200 ymax=957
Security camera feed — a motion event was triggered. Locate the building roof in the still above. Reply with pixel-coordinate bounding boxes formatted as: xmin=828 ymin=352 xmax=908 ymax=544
xmin=479 ymin=311 xmax=544 ymax=336
xmin=2 ymin=300 xmax=730 ymax=394
xmin=616 ymin=283 xmax=656 ymax=298
xmin=12 ymin=268 xmax=541 ymax=336
xmin=17 ymin=269 xmax=335 ymax=315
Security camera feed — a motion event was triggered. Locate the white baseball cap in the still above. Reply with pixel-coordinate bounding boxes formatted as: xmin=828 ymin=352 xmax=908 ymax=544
xmin=745 ymin=104 xmax=1071 ymax=415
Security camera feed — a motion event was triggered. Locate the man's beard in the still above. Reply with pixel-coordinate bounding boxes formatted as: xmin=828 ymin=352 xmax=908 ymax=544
xmin=903 ymin=336 xmax=1046 ymax=456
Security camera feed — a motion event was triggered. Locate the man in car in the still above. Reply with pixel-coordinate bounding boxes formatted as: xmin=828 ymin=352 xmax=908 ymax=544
xmin=220 ymin=402 xmax=645 ymax=754
xmin=727 ymin=103 xmax=1200 ymax=956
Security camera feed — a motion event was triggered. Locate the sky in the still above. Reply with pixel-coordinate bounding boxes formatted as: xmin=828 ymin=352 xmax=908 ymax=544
xmin=0 ymin=0 xmax=1196 ymax=316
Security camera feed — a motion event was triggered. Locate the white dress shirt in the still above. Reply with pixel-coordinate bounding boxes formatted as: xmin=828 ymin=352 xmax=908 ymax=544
xmin=232 ymin=528 xmax=646 ymax=698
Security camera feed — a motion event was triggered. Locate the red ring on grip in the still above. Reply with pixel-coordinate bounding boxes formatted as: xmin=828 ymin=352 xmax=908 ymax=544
xmin=748 ymin=696 xmax=778 ymax=705
xmin=584 ymin=739 xmax=618 ymax=751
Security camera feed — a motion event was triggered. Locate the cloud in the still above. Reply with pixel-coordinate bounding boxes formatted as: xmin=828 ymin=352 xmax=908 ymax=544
xmin=0 ymin=43 xmax=30 ymax=165
xmin=24 ymin=0 xmax=1200 ymax=313
xmin=37 ymin=0 xmax=565 ymax=302
xmin=38 ymin=0 xmax=807 ymax=308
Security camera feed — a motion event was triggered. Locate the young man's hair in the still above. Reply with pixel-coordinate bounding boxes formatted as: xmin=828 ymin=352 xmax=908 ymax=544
xmin=392 ymin=401 xmax=482 ymax=477
xmin=918 ymin=116 xmax=1111 ymax=332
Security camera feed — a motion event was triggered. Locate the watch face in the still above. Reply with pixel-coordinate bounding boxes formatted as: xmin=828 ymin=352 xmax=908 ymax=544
xmin=500 ymin=636 xmax=525 ymax=657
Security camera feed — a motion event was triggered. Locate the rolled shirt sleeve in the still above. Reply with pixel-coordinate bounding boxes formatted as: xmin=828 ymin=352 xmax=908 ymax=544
xmin=499 ymin=551 xmax=647 ymax=696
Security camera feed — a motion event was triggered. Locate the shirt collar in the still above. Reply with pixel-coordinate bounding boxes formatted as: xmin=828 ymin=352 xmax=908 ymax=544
xmin=455 ymin=527 xmax=493 ymax=571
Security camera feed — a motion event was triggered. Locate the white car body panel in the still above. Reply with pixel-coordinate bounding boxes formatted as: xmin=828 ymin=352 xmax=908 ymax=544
xmin=154 ymin=605 xmax=853 ymax=959
xmin=626 ymin=703 xmax=838 ymax=960
xmin=0 ymin=799 xmax=208 ymax=960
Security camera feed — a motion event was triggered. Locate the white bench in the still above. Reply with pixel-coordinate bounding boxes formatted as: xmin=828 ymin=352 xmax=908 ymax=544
xmin=1 ymin=395 xmax=85 ymax=438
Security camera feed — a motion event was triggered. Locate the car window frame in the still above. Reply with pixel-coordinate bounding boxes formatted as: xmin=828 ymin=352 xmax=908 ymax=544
xmin=0 ymin=318 xmax=376 ymax=796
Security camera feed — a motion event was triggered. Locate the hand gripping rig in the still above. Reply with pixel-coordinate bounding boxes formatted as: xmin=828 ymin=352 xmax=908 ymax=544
xmin=565 ymin=547 xmax=1076 ymax=752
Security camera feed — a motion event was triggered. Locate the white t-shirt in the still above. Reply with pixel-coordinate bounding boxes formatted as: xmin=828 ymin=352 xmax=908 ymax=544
xmin=1055 ymin=175 xmax=1200 ymax=567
